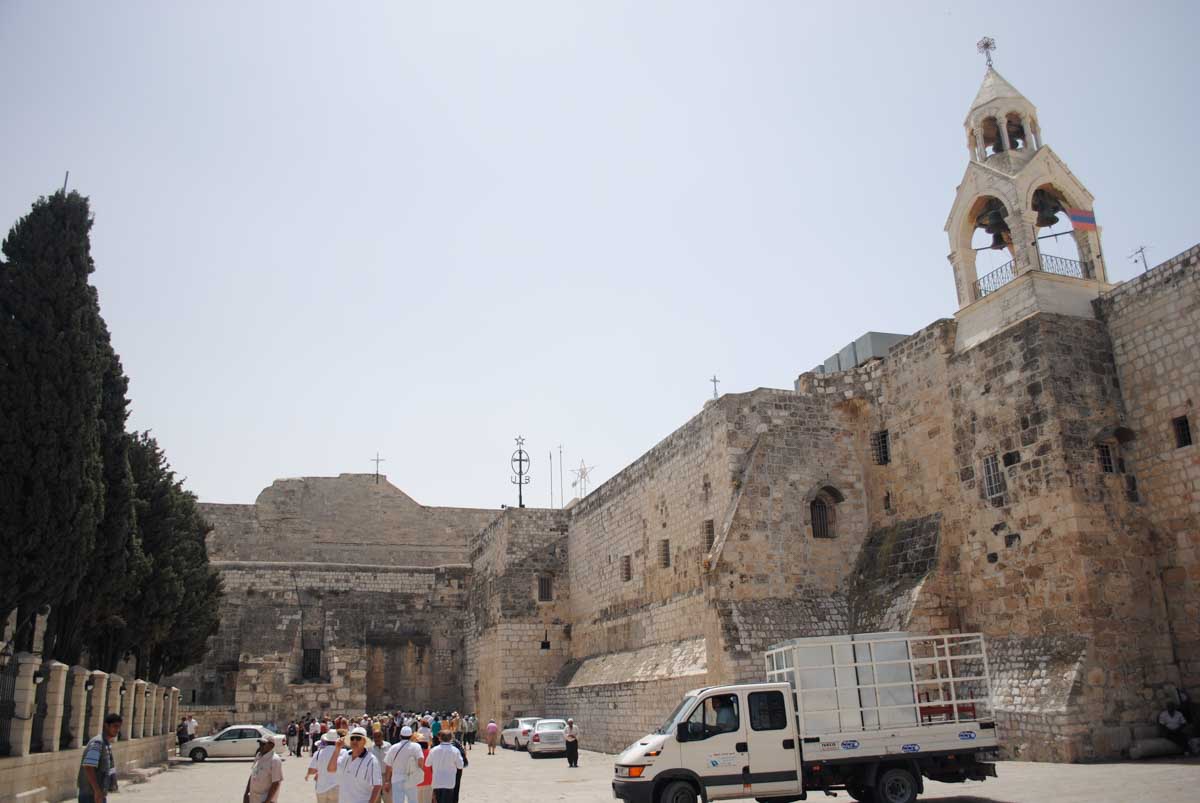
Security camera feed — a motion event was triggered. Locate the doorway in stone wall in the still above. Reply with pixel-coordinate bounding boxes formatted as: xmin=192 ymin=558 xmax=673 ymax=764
xmin=366 ymin=635 xmax=432 ymax=712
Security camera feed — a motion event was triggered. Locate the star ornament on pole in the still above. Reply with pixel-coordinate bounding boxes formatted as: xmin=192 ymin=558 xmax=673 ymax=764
xmin=511 ymin=436 xmax=531 ymax=508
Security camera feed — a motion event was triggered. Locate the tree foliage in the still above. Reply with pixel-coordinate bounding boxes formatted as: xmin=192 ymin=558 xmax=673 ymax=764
xmin=1 ymin=189 xmax=221 ymax=677
xmin=121 ymin=432 xmax=222 ymax=680
xmin=0 ymin=192 xmax=104 ymax=639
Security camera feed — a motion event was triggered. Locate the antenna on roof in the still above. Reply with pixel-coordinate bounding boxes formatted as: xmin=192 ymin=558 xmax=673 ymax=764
xmin=1129 ymin=245 xmax=1151 ymax=273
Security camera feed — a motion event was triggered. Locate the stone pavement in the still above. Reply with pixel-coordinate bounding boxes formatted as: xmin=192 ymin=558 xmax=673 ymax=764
xmin=95 ymin=747 xmax=1200 ymax=803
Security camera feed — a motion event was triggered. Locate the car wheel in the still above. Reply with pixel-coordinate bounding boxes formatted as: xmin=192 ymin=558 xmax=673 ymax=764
xmin=874 ymin=767 xmax=917 ymax=803
xmin=660 ymin=779 xmax=698 ymax=803
xmin=845 ymin=782 xmax=869 ymax=802
xmin=189 ymin=748 xmax=207 ymax=762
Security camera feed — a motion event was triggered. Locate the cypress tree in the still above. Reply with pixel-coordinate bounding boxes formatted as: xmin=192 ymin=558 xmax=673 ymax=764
xmin=120 ymin=432 xmax=222 ymax=680
xmin=0 ymin=192 xmax=104 ymax=640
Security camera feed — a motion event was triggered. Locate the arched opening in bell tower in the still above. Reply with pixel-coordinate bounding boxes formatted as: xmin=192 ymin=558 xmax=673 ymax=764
xmin=1031 ymin=185 xmax=1091 ymax=278
xmin=966 ymin=196 xmax=1016 ymax=298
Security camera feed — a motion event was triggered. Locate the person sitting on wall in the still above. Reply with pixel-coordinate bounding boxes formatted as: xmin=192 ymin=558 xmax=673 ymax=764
xmin=1158 ymin=700 xmax=1196 ymax=753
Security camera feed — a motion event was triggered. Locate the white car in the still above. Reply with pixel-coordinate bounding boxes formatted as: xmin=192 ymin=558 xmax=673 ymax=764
xmin=527 ymin=719 xmax=567 ymax=757
xmin=500 ymin=717 xmax=540 ymax=750
xmin=186 ymin=724 xmax=278 ymax=761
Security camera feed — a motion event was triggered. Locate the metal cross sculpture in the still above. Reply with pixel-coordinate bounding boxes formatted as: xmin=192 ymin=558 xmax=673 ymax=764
xmin=976 ymin=36 xmax=996 ymax=67
xmin=371 ymin=452 xmax=385 ymax=484
xmin=710 ymin=374 xmax=720 ymax=400
xmin=511 ymin=436 xmax=531 ymax=508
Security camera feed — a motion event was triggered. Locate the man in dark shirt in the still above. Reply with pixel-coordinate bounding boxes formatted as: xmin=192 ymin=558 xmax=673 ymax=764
xmin=79 ymin=713 xmax=122 ymax=802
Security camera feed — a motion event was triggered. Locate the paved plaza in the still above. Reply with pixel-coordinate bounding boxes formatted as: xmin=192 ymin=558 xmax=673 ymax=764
xmin=94 ymin=747 xmax=1200 ymax=803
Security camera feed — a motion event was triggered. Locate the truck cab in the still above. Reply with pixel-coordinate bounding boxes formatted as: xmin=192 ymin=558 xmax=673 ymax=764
xmin=613 ymin=682 xmax=803 ymax=803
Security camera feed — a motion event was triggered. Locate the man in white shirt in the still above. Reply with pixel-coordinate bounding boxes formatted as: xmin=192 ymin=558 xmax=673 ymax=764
xmin=1158 ymin=700 xmax=1195 ymax=752
xmin=244 ymin=734 xmax=284 ymax=803
xmin=327 ymin=726 xmax=383 ymax=803
xmin=563 ymin=718 xmax=580 ymax=768
xmin=382 ymin=727 xmax=424 ymax=803
xmin=368 ymin=728 xmax=392 ymax=765
xmin=426 ymin=732 xmax=464 ymax=803
xmin=186 ymin=716 xmax=198 ymax=740
xmin=307 ymin=730 xmax=343 ymax=803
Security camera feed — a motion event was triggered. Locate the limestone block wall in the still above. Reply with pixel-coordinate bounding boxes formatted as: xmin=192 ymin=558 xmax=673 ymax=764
xmin=200 ymin=474 xmax=497 ymax=568
xmin=464 ymin=508 xmax=571 ymax=722
xmin=1096 ymin=246 xmax=1200 ymax=690
xmin=168 ymin=561 xmax=472 ymax=721
xmin=544 ymin=639 xmax=708 ymax=753
xmin=566 ymin=408 xmax=732 ymax=660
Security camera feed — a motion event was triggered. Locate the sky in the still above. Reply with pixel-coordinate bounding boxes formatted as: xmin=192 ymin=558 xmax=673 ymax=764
xmin=1 ymin=1 xmax=1196 ymax=508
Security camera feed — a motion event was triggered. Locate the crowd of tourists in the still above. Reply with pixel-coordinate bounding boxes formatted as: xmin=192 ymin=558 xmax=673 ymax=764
xmin=299 ymin=710 xmax=475 ymax=803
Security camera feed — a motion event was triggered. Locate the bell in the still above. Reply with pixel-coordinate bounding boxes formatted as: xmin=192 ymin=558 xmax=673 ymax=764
xmin=1033 ymin=190 xmax=1061 ymax=228
xmin=990 ymin=231 xmax=1007 ymax=250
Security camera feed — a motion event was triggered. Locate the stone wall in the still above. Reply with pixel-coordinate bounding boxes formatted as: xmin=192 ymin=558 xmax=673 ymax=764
xmin=0 ymin=734 xmax=172 ymax=803
xmin=464 ymin=508 xmax=571 ymax=722
xmin=1096 ymin=245 xmax=1200 ymax=691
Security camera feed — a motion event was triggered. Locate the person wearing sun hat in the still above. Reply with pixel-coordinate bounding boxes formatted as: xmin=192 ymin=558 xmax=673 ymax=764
xmin=327 ymin=726 xmax=383 ymax=803
xmin=244 ymin=733 xmax=283 ymax=803
xmin=382 ymin=726 xmax=424 ymax=803
xmin=307 ymin=729 xmax=344 ymax=803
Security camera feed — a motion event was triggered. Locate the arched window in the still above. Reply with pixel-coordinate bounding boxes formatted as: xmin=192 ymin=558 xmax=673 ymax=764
xmin=807 ymin=485 xmax=844 ymax=539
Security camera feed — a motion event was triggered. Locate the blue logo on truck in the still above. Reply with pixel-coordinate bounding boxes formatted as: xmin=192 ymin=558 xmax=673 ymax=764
xmin=901 ymin=743 xmax=920 ymax=753
xmin=841 ymin=740 xmax=860 ymax=750
xmin=958 ymin=731 xmax=977 ymax=741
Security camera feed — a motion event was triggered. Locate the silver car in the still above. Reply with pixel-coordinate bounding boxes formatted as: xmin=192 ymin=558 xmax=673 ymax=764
xmin=527 ymin=718 xmax=567 ymax=757
xmin=500 ymin=716 xmax=540 ymax=750
xmin=186 ymin=724 xmax=278 ymax=761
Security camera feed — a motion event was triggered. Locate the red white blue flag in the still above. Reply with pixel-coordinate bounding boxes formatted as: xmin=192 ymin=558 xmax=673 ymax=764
xmin=1066 ymin=208 xmax=1097 ymax=231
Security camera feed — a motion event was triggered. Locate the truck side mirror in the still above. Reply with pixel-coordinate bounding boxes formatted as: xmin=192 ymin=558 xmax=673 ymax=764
xmin=676 ymin=722 xmax=689 ymax=743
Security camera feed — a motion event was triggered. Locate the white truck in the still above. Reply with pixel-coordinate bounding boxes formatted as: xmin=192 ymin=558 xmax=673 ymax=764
xmin=612 ymin=632 xmax=998 ymax=803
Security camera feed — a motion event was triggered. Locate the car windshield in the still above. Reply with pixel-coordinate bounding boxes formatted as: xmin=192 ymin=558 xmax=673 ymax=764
xmin=260 ymin=724 xmax=277 ymax=734
xmin=520 ymin=718 xmax=540 ymax=727
xmin=656 ymin=696 xmax=696 ymax=734
xmin=536 ymin=720 xmax=566 ymax=731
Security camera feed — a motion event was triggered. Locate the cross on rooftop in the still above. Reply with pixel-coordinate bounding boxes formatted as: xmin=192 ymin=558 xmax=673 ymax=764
xmin=371 ymin=452 xmax=385 ymax=484
xmin=977 ymin=36 xmax=996 ymax=67
xmin=710 ymin=374 xmax=720 ymax=400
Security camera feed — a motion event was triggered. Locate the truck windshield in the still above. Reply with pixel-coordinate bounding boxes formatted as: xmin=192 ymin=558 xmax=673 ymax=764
xmin=655 ymin=696 xmax=695 ymax=734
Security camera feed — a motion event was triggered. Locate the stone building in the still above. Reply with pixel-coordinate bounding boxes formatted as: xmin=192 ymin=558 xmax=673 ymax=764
xmin=169 ymin=66 xmax=1198 ymax=762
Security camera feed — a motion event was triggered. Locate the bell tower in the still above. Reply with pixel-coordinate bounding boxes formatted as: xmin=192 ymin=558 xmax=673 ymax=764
xmin=944 ymin=40 xmax=1111 ymax=350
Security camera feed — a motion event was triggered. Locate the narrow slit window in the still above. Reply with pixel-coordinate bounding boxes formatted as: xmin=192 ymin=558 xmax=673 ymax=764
xmin=537 ymin=575 xmax=553 ymax=602
xmin=870 ymin=430 xmax=891 ymax=465
xmin=659 ymin=539 xmax=671 ymax=568
xmin=703 ymin=519 xmax=716 ymax=552
xmin=811 ymin=498 xmax=831 ymax=538
xmin=1097 ymin=443 xmax=1115 ymax=474
xmin=982 ymin=454 xmax=1004 ymax=498
xmin=302 ymin=648 xmax=322 ymax=680
xmin=1173 ymin=416 xmax=1193 ymax=448
xmin=620 ymin=555 xmax=632 ymax=582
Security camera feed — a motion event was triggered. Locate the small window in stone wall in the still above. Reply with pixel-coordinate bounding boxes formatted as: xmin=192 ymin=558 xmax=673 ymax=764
xmin=870 ymin=430 xmax=891 ymax=465
xmin=1173 ymin=415 xmax=1193 ymax=448
xmin=703 ymin=519 xmax=716 ymax=552
xmin=1097 ymin=443 xmax=1115 ymax=474
xmin=1125 ymin=474 xmax=1140 ymax=503
xmin=982 ymin=454 xmax=1005 ymax=499
xmin=659 ymin=539 xmax=671 ymax=568
xmin=537 ymin=575 xmax=553 ymax=602
xmin=302 ymin=648 xmax=321 ymax=680
xmin=811 ymin=498 xmax=834 ymax=538
xmin=620 ymin=555 xmax=632 ymax=582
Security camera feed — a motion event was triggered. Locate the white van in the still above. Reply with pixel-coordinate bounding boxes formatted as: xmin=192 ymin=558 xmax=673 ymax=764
xmin=612 ymin=632 xmax=998 ymax=803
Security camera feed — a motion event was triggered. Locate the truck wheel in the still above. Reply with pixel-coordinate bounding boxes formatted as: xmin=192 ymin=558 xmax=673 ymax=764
xmin=189 ymin=747 xmax=207 ymax=762
xmin=874 ymin=767 xmax=917 ymax=803
xmin=660 ymin=779 xmax=698 ymax=803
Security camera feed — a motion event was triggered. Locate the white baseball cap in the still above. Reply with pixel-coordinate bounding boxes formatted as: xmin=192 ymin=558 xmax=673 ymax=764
xmin=400 ymin=726 xmax=413 ymax=738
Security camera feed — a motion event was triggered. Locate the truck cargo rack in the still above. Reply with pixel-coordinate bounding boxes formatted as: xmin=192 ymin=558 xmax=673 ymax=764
xmin=765 ymin=632 xmax=993 ymax=733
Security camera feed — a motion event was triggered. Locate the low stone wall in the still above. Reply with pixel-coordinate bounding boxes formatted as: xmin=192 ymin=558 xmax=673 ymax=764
xmin=544 ymin=675 xmax=705 ymax=754
xmin=0 ymin=733 xmax=171 ymax=803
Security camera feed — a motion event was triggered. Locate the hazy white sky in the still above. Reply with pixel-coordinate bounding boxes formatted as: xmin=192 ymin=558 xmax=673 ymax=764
xmin=2 ymin=1 xmax=1196 ymax=508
